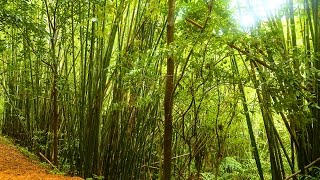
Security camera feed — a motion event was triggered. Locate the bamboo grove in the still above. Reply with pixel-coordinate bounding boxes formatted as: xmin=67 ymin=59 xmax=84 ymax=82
xmin=0 ymin=0 xmax=320 ymax=179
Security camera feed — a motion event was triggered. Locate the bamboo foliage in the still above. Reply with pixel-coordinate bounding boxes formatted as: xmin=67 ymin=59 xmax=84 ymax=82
xmin=0 ymin=0 xmax=166 ymax=178
xmin=230 ymin=0 xmax=320 ymax=178
xmin=2 ymin=0 xmax=320 ymax=179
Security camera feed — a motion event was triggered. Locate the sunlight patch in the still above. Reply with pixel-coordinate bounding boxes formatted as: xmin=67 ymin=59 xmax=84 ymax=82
xmin=231 ymin=0 xmax=286 ymax=29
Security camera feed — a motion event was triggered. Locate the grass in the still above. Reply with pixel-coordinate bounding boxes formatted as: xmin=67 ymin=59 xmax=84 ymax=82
xmin=18 ymin=146 xmax=40 ymax=162
xmin=0 ymin=135 xmax=14 ymax=146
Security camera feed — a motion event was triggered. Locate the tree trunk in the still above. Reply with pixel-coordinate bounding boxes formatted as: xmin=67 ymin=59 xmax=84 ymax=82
xmin=163 ymin=0 xmax=175 ymax=178
xmin=52 ymin=70 xmax=58 ymax=166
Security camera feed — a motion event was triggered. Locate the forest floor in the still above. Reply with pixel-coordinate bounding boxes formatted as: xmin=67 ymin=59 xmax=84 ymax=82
xmin=0 ymin=137 xmax=83 ymax=180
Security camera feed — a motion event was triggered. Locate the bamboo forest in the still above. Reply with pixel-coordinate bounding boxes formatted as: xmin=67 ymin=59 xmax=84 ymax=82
xmin=1 ymin=0 xmax=320 ymax=179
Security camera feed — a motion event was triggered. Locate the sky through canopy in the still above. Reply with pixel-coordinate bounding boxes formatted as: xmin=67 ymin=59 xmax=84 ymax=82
xmin=231 ymin=0 xmax=286 ymax=28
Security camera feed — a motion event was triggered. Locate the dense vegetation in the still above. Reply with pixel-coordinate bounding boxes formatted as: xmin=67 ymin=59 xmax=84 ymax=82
xmin=0 ymin=0 xmax=320 ymax=179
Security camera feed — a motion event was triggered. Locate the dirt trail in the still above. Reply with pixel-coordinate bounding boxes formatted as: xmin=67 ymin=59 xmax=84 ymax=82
xmin=0 ymin=138 xmax=83 ymax=180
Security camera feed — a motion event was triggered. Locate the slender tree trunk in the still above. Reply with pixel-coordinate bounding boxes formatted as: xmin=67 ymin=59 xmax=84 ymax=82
xmin=44 ymin=0 xmax=59 ymax=166
xmin=52 ymin=68 xmax=58 ymax=166
xmin=231 ymin=57 xmax=264 ymax=180
xmin=163 ymin=0 xmax=175 ymax=178
xmin=50 ymin=21 xmax=58 ymax=167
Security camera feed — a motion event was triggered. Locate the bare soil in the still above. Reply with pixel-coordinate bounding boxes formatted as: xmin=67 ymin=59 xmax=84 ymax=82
xmin=0 ymin=138 xmax=83 ymax=180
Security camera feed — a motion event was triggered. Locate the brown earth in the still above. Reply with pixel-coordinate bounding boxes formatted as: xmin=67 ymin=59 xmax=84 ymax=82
xmin=0 ymin=138 xmax=83 ymax=180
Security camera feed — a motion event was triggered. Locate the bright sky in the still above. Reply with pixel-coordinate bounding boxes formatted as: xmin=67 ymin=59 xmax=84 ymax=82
xmin=231 ymin=0 xmax=286 ymax=29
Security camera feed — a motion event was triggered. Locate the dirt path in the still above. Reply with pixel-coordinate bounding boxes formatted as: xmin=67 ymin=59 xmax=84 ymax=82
xmin=0 ymin=138 xmax=83 ymax=180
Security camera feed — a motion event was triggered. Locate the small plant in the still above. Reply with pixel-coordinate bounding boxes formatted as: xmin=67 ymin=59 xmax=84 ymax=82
xmin=201 ymin=172 xmax=216 ymax=180
xmin=219 ymin=157 xmax=243 ymax=174
xmin=85 ymin=174 xmax=104 ymax=180
xmin=50 ymin=168 xmax=65 ymax=175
